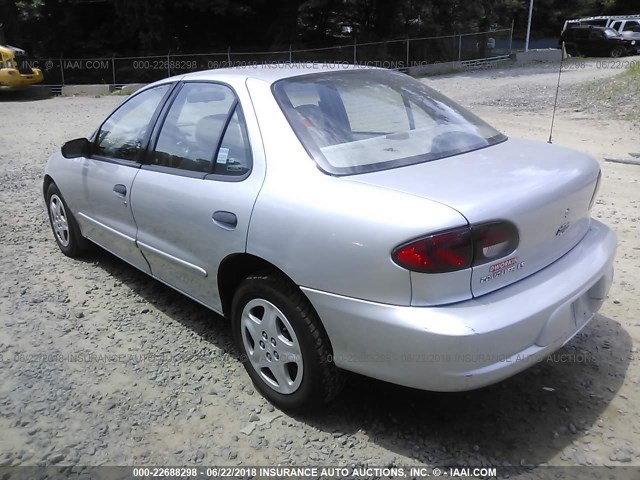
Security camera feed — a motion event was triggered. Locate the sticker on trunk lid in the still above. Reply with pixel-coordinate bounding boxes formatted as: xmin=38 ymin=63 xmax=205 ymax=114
xmin=481 ymin=257 xmax=525 ymax=283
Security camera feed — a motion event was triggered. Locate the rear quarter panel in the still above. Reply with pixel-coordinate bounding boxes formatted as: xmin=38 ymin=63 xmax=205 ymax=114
xmin=246 ymin=78 xmax=468 ymax=305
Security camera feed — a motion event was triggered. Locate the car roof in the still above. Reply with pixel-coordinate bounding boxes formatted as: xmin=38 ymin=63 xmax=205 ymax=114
xmin=180 ymin=63 xmax=381 ymax=84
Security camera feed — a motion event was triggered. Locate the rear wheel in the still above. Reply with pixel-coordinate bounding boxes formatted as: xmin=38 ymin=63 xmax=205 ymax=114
xmin=232 ymin=273 xmax=343 ymax=411
xmin=46 ymin=183 xmax=88 ymax=258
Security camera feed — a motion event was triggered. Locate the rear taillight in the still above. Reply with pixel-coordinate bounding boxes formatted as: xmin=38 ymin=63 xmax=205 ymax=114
xmin=471 ymin=221 xmax=519 ymax=265
xmin=392 ymin=222 xmax=518 ymax=274
xmin=392 ymin=227 xmax=472 ymax=274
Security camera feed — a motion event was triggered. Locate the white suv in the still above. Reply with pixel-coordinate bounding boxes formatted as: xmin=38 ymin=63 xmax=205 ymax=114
xmin=609 ymin=18 xmax=640 ymax=34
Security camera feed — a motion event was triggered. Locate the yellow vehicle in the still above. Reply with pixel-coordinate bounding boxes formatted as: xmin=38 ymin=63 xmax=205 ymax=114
xmin=0 ymin=44 xmax=43 ymax=89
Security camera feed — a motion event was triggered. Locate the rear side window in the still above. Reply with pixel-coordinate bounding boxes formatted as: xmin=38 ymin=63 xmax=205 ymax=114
xmin=216 ymin=109 xmax=252 ymax=176
xmin=151 ymin=82 xmax=251 ymax=176
xmin=94 ymin=84 xmax=170 ymax=161
xmin=574 ymin=30 xmax=589 ymax=40
xmin=273 ymin=69 xmax=506 ymax=175
xmin=624 ymin=21 xmax=640 ymax=32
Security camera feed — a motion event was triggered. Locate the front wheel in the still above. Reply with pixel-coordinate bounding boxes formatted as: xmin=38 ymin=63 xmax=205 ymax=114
xmin=610 ymin=46 xmax=625 ymax=58
xmin=46 ymin=183 xmax=88 ymax=258
xmin=232 ymin=273 xmax=343 ymax=412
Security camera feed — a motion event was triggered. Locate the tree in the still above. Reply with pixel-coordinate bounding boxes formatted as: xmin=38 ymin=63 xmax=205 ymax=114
xmin=5 ymin=0 xmax=638 ymax=56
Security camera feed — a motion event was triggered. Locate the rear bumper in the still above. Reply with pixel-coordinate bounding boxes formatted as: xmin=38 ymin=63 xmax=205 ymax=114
xmin=302 ymin=219 xmax=616 ymax=391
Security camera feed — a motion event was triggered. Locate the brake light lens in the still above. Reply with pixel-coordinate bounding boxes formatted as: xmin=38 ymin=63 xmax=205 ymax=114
xmin=392 ymin=227 xmax=473 ymax=274
xmin=392 ymin=222 xmax=519 ymax=274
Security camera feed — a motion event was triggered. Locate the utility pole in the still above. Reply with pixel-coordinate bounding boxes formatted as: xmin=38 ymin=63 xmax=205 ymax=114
xmin=525 ymin=0 xmax=534 ymax=52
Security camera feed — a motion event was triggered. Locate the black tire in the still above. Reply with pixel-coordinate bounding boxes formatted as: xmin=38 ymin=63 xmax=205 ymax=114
xmin=565 ymin=45 xmax=577 ymax=57
xmin=610 ymin=46 xmax=625 ymax=58
xmin=232 ymin=273 xmax=344 ymax=412
xmin=46 ymin=183 xmax=89 ymax=258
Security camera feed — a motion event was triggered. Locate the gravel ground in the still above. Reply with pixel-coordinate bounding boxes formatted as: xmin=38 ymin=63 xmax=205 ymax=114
xmin=427 ymin=56 xmax=640 ymax=121
xmin=0 ymin=59 xmax=639 ymax=478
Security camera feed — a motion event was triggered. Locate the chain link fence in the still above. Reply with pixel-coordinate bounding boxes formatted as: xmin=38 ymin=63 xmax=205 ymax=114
xmin=19 ymin=28 xmax=513 ymax=86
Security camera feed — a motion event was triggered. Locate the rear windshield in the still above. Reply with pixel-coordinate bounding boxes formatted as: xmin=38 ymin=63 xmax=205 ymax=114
xmin=272 ymin=69 xmax=507 ymax=175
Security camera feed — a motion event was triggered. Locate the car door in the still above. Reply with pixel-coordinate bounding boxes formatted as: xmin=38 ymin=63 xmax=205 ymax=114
xmin=589 ymin=30 xmax=609 ymax=55
xmin=569 ymin=30 xmax=586 ymax=53
xmin=130 ymin=81 xmax=265 ymax=312
xmin=78 ymin=83 xmax=173 ymax=273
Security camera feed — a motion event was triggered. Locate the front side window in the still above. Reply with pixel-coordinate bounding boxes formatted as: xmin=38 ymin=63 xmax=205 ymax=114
xmin=94 ymin=84 xmax=170 ymax=161
xmin=151 ymin=82 xmax=251 ymax=176
xmin=273 ymin=70 xmax=506 ymax=175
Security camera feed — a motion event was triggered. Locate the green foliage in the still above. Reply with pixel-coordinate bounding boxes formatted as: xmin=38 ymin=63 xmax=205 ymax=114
xmin=622 ymin=61 xmax=640 ymax=77
xmin=1 ymin=0 xmax=637 ymax=56
xmin=14 ymin=0 xmax=43 ymax=20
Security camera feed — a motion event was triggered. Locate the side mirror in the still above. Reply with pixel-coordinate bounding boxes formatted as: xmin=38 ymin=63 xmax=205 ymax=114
xmin=61 ymin=138 xmax=91 ymax=159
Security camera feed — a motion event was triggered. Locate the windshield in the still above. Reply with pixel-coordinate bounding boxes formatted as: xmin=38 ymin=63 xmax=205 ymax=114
xmin=273 ymin=69 xmax=507 ymax=175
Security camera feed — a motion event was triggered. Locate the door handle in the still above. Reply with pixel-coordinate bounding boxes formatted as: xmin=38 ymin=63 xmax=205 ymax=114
xmin=212 ymin=211 xmax=237 ymax=230
xmin=113 ymin=184 xmax=128 ymax=205
xmin=113 ymin=184 xmax=127 ymax=197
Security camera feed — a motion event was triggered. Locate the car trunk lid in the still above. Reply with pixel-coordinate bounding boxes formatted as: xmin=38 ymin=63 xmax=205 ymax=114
xmin=348 ymin=137 xmax=601 ymax=298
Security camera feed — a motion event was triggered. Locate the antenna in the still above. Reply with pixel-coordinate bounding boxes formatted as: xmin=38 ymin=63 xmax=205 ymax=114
xmin=548 ymin=42 xmax=565 ymax=144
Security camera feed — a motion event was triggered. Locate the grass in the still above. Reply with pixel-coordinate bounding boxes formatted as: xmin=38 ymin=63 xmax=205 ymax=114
xmin=111 ymin=87 xmax=136 ymax=96
xmin=579 ymin=61 xmax=640 ymax=124
xmin=621 ymin=61 xmax=640 ymax=77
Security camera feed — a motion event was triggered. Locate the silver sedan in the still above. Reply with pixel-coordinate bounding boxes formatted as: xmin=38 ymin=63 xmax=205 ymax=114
xmin=43 ymin=65 xmax=616 ymax=411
